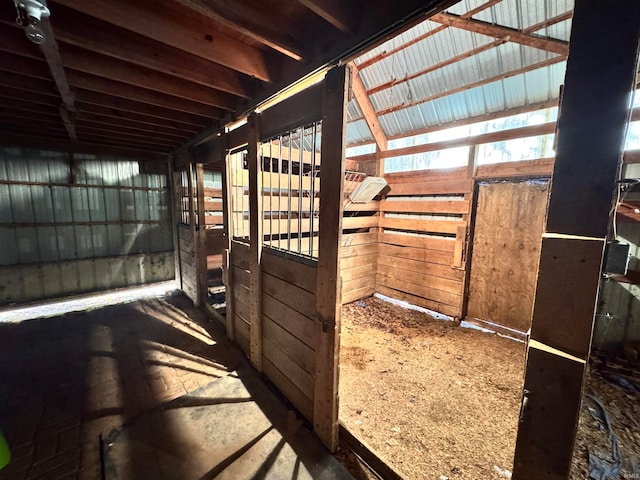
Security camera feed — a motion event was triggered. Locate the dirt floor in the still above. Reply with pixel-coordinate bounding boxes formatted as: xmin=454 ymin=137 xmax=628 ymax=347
xmin=339 ymin=297 xmax=526 ymax=480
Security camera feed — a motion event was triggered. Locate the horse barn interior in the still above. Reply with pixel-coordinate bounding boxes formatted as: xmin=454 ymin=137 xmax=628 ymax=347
xmin=1 ymin=0 xmax=640 ymax=479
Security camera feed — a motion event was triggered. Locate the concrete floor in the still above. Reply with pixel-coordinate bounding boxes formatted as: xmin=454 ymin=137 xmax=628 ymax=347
xmin=0 ymin=293 xmax=352 ymax=480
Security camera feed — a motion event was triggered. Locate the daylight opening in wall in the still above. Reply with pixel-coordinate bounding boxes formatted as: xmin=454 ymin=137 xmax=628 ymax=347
xmin=260 ymin=121 xmax=322 ymax=259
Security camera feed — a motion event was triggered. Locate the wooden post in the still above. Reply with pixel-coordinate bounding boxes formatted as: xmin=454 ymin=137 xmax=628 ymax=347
xmin=247 ymin=114 xmax=263 ymax=371
xmin=459 ymin=144 xmax=478 ymax=319
xmin=314 ymin=64 xmax=350 ymax=452
xmin=168 ymin=157 xmax=181 ymax=288
xmin=512 ymin=2 xmax=640 ymax=479
xmin=187 ymin=161 xmax=200 ymax=306
xmin=195 ymin=162 xmax=207 ymax=306
xmin=221 ymin=134 xmax=236 ymax=339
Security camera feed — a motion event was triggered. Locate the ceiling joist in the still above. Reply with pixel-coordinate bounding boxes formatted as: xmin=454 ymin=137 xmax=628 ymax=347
xmin=296 ymin=0 xmax=351 ymax=33
xmin=429 ymin=12 xmax=569 ymax=55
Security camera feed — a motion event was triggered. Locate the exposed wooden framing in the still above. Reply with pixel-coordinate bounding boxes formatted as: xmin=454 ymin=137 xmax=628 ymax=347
xmin=366 ymin=37 xmax=508 ymax=96
xmin=222 ymin=138 xmax=236 ymax=339
xmin=54 ymin=44 xmax=239 ymax=110
xmin=170 ymin=0 xmax=304 ymax=61
xmin=382 ymin=121 xmax=556 ymax=158
xmin=169 ymin=158 xmax=182 ymax=290
xmin=376 ymin=56 xmax=566 ymax=118
xmin=339 ymin=423 xmax=404 ymax=480
xmin=350 ymin=63 xmax=387 ymax=152
xmin=296 ymin=0 xmax=351 ymax=33
xmin=45 ymin=6 xmax=253 ymax=98
xmin=430 ymin=12 xmax=569 ymax=55
xmin=247 ymin=114 xmax=263 ymax=371
xmin=52 ymin=0 xmax=277 ymax=82
xmin=38 ymin=19 xmax=77 ymax=141
xmin=314 ymin=65 xmax=349 ymax=452
xmin=354 ymin=0 xmax=500 ymax=70
xmin=196 ymin=163 xmax=208 ymax=306
xmin=513 ymin=2 xmax=640 ymax=478
xmin=522 ymin=11 xmax=573 ymax=34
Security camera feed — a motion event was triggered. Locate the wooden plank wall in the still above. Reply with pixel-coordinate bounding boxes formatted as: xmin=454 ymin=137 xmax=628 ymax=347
xmin=177 ymin=224 xmax=198 ymax=302
xmin=340 ymin=232 xmax=377 ymax=304
xmin=204 ymin=185 xmax=225 ymax=274
xmin=377 ymin=168 xmax=471 ymax=317
xmin=261 ymin=249 xmax=318 ymax=421
xmin=229 ymin=239 xmax=251 ymax=355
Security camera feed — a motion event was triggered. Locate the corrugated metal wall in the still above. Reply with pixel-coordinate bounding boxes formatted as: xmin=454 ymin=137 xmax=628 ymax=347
xmin=0 ymin=147 xmax=174 ymax=305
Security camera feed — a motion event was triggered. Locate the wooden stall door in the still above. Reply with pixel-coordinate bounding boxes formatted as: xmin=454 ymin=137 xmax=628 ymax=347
xmin=466 ymin=180 xmax=549 ymax=332
xmin=175 ymin=166 xmax=199 ymax=305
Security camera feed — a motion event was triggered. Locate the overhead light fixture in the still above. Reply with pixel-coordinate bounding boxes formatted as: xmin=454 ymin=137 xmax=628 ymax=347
xmin=13 ymin=0 xmax=50 ymax=45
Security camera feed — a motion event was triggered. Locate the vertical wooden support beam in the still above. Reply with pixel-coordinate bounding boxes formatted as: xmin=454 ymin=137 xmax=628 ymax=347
xmin=187 ymin=161 xmax=200 ymax=306
xmin=460 ymin=145 xmax=478 ymax=318
xmin=314 ymin=64 xmax=349 ymax=452
xmin=512 ymin=2 xmax=640 ymax=479
xmin=168 ymin=157 xmax=181 ymax=288
xmin=221 ymin=135 xmax=236 ymax=339
xmin=247 ymin=114 xmax=263 ymax=371
xmin=195 ymin=162 xmax=207 ymax=306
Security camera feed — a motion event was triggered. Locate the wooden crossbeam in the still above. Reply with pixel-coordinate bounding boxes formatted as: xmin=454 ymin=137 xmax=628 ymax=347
xmin=430 ymin=12 xmax=569 ymax=55
xmin=170 ymin=0 xmax=305 ymax=61
xmin=350 ymin=63 xmax=387 ymax=152
xmin=296 ymin=0 xmax=351 ymax=33
xmin=523 ymin=11 xmax=573 ymax=34
xmin=44 ymin=6 xmax=253 ymax=98
xmin=52 ymin=0 xmax=277 ymax=82
xmin=376 ymin=55 xmax=566 ymax=118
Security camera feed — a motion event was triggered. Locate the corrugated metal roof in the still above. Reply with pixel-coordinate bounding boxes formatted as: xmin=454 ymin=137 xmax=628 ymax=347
xmin=346 ymin=0 xmax=573 ymax=144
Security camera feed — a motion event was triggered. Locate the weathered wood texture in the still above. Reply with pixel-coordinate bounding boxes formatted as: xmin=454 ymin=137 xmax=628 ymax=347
xmin=177 ymin=223 xmax=198 ymax=303
xmin=466 ymin=180 xmax=549 ymax=331
xmin=229 ymin=240 xmax=251 ymax=355
xmin=261 ymin=249 xmax=318 ymax=421
xmin=513 ymin=2 xmax=640 ymax=479
xmin=377 ymin=170 xmax=470 ymax=317
xmin=340 ymin=232 xmax=377 ymax=304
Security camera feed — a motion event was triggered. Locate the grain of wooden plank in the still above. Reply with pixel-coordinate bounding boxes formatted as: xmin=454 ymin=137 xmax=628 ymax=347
xmin=341 ymin=285 xmax=375 ymax=305
xmin=380 ymin=244 xmax=454 ymax=266
xmin=263 ymin=317 xmax=315 ymax=375
xmin=376 ymin=273 xmax=462 ymax=307
xmin=232 ymin=265 xmax=250 ymax=288
xmin=261 ymin=250 xmax=317 ymax=294
xmin=379 ymin=232 xmax=456 ymax=252
xmin=377 ymin=255 xmax=464 ymax=282
xmin=476 ymin=158 xmax=554 ymax=179
xmin=379 ymin=217 xmax=463 ymax=234
xmin=342 ymin=215 xmax=379 ymax=230
xmin=262 ymin=272 xmax=317 ymax=319
xmin=234 ymin=315 xmax=250 ymax=355
xmin=376 ymin=285 xmax=460 ymax=317
xmin=341 ymin=263 xmax=376 ymax=282
xmin=386 ymin=179 xmax=472 ymax=195
xmin=262 ymin=293 xmax=317 ymax=349
xmin=263 ymin=357 xmax=314 ymax=422
xmin=466 ymin=181 xmax=549 ymax=331
xmin=341 ymin=243 xmax=378 ymax=257
xmin=341 ymin=232 xmax=378 ymax=247
xmin=380 ymin=200 xmax=470 ymax=214
xmin=340 ymin=254 xmax=377 ymax=270
xmin=384 ymin=167 xmax=467 ymax=184
xmin=343 ymin=275 xmax=376 ymax=294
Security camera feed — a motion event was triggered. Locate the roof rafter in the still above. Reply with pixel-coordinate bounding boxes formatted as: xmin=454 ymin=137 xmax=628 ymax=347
xmin=170 ymin=0 xmax=305 ymax=61
xmin=350 ymin=63 xmax=387 ymax=152
xmin=52 ymin=0 xmax=278 ymax=82
xmin=429 ymin=12 xmax=569 ymax=55
xmin=523 ymin=11 xmax=573 ymax=34
xmin=295 ymin=0 xmax=351 ymax=33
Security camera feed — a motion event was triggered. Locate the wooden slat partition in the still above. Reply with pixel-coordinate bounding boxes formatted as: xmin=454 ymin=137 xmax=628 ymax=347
xmin=229 ymin=240 xmax=251 ymax=355
xmin=261 ymin=249 xmax=318 ymax=421
xmin=340 ymin=232 xmax=377 ymax=304
xmin=377 ymin=170 xmax=470 ymax=318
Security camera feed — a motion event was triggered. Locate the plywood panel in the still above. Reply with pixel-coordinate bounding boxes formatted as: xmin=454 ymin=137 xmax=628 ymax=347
xmin=466 ymin=180 xmax=549 ymax=331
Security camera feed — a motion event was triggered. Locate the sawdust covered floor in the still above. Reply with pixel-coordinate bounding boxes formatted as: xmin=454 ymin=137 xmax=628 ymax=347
xmin=339 ymin=297 xmax=526 ymax=480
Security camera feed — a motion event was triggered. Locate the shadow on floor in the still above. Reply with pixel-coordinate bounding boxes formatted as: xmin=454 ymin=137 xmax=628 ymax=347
xmin=0 ymin=292 xmax=350 ymax=480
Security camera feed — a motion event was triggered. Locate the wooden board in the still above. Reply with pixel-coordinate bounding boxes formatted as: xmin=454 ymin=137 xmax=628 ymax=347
xmin=379 ymin=217 xmax=462 ymax=235
xmin=261 ymin=249 xmax=317 ymax=294
xmin=385 ymin=179 xmax=472 ymax=196
xmin=466 ymin=180 xmax=549 ymax=331
xmin=262 ymin=293 xmax=317 ymax=349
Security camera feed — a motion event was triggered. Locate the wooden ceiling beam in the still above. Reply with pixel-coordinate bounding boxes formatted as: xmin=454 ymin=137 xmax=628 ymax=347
xmin=46 ymin=5 xmax=253 ymax=98
xmin=295 ymin=0 xmax=351 ymax=32
xmin=0 ymin=29 xmax=238 ymax=111
xmin=350 ymin=63 xmax=387 ymax=151
xmin=522 ymin=11 xmax=573 ymax=34
xmin=376 ymin=56 xmax=566 ymax=118
xmin=0 ymin=98 xmax=192 ymax=140
xmin=58 ymin=44 xmax=239 ymax=110
xmin=37 ymin=19 xmax=77 ymax=140
xmin=51 ymin=0 xmax=278 ymax=82
xmin=170 ymin=0 xmax=305 ymax=61
xmin=429 ymin=12 xmax=569 ymax=55
xmin=0 ymin=132 xmax=169 ymax=158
